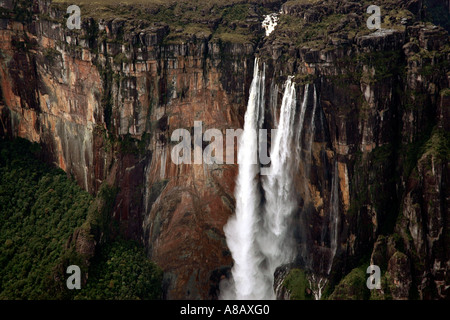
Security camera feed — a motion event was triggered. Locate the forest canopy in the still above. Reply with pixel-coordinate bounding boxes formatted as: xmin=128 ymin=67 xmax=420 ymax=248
xmin=0 ymin=138 xmax=162 ymax=299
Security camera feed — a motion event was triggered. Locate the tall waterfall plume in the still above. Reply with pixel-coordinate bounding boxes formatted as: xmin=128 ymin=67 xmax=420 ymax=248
xmin=257 ymin=77 xmax=299 ymax=298
xmin=328 ymin=161 xmax=340 ymax=274
xmin=221 ymin=63 xmax=317 ymax=299
xmin=220 ymin=59 xmax=267 ymax=300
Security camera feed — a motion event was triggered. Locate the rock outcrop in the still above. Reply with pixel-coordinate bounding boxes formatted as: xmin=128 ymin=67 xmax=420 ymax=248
xmin=0 ymin=0 xmax=272 ymax=299
xmin=260 ymin=0 xmax=448 ymax=299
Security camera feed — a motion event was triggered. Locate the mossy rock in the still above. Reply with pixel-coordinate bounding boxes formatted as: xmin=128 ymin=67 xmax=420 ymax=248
xmin=74 ymin=240 xmax=163 ymax=300
xmin=282 ymin=268 xmax=314 ymax=300
xmin=328 ymin=266 xmax=371 ymax=300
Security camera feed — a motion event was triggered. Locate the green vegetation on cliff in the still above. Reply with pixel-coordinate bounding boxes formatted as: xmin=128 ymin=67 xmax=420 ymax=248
xmin=329 ymin=266 xmax=371 ymax=300
xmin=423 ymin=127 xmax=450 ymax=164
xmin=0 ymin=138 xmax=92 ymax=299
xmin=52 ymin=0 xmax=281 ymax=44
xmin=282 ymin=269 xmax=314 ymax=300
xmin=0 ymin=138 xmax=162 ymax=300
xmin=75 ymin=240 xmax=163 ymax=300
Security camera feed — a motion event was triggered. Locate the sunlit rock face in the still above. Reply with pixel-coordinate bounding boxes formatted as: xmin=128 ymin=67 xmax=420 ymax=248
xmin=0 ymin=0 xmax=259 ymax=299
xmin=0 ymin=0 xmax=448 ymax=299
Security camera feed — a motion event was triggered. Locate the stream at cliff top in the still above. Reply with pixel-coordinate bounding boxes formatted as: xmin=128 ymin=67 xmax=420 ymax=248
xmin=220 ymin=59 xmax=315 ymax=300
xmin=262 ymin=13 xmax=279 ymax=37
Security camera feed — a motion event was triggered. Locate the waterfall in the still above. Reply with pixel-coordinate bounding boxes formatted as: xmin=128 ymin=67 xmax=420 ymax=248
xmin=309 ymin=161 xmax=339 ymax=300
xmin=270 ymin=78 xmax=279 ymax=127
xmin=295 ymin=84 xmax=309 ymax=161
xmin=262 ymin=13 xmax=279 ymax=36
xmin=256 ymin=77 xmax=300 ymax=300
xmin=300 ymin=85 xmax=317 ymax=207
xmin=308 ymin=87 xmax=317 ymax=153
xmin=221 ymin=58 xmax=267 ymax=300
xmin=259 ymin=77 xmax=298 ymax=255
xmin=309 ymin=274 xmax=327 ymax=300
xmin=328 ymin=161 xmax=340 ymax=274
xmin=294 ymin=84 xmax=312 ymax=267
xmin=221 ymin=59 xmax=318 ymax=300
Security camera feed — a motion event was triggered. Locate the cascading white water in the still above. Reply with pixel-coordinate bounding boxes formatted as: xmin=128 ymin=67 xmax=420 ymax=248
xmin=220 ymin=57 xmax=322 ymax=299
xmin=309 ymin=274 xmax=326 ymax=300
xmin=270 ymin=78 xmax=279 ymax=127
xmin=300 ymin=85 xmax=317 ymax=210
xmin=221 ymin=66 xmax=316 ymax=299
xmin=328 ymin=161 xmax=340 ymax=274
xmin=258 ymin=77 xmax=298 ymax=288
xmin=262 ymin=13 xmax=279 ymax=36
xmin=310 ymin=159 xmax=339 ymax=301
xmin=295 ymin=84 xmax=309 ymax=161
xmin=307 ymin=87 xmax=317 ymax=153
xmin=294 ymin=84 xmax=311 ymax=266
xmin=221 ymin=58 xmax=267 ymax=300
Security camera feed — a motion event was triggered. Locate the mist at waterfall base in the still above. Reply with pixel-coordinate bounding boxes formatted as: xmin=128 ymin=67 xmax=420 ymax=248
xmin=220 ymin=59 xmax=317 ymax=300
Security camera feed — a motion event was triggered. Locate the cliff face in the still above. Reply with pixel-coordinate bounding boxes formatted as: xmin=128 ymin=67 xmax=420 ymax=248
xmin=0 ymin=0 xmax=448 ymax=299
xmin=0 ymin=0 xmax=269 ymax=299
xmin=260 ymin=0 xmax=449 ymax=299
